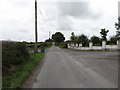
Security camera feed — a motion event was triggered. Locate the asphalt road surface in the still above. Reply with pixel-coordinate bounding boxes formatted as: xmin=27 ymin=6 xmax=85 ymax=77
xmin=32 ymin=46 xmax=118 ymax=88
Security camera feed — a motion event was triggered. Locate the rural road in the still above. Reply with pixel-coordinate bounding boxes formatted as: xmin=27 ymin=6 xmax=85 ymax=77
xmin=32 ymin=46 xmax=118 ymax=88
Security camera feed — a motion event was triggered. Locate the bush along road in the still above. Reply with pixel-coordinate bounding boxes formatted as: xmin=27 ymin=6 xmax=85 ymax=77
xmin=2 ymin=41 xmax=48 ymax=88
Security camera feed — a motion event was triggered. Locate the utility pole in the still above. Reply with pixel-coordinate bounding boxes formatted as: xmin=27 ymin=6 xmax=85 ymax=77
xmin=34 ymin=0 xmax=38 ymax=53
xmin=49 ymin=31 xmax=51 ymax=39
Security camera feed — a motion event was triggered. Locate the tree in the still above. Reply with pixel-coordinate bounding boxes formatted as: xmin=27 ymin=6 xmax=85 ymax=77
xmin=78 ymin=34 xmax=89 ymax=47
xmin=76 ymin=35 xmax=81 ymax=46
xmin=115 ymin=17 xmax=120 ymax=40
xmin=45 ymin=38 xmax=53 ymax=42
xmin=90 ymin=35 xmax=101 ymax=45
xmin=52 ymin=32 xmax=65 ymax=44
xmin=109 ymin=35 xmax=118 ymax=44
xmin=70 ymin=32 xmax=77 ymax=45
xmin=100 ymin=28 xmax=109 ymax=41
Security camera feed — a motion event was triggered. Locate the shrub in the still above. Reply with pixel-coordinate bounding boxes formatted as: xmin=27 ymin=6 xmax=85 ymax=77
xmin=58 ymin=42 xmax=68 ymax=48
xmin=26 ymin=42 xmax=52 ymax=49
xmin=2 ymin=41 xmax=29 ymax=75
xmin=94 ymin=44 xmax=101 ymax=46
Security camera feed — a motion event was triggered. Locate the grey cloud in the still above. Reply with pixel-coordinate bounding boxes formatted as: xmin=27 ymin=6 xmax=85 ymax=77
xmin=54 ymin=2 xmax=102 ymax=32
xmin=56 ymin=16 xmax=73 ymax=31
xmin=18 ymin=29 xmax=28 ymax=33
xmin=56 ymin=2 xmax=101 ymax=19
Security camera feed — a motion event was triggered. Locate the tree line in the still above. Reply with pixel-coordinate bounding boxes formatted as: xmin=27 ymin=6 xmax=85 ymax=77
xmin=49 ymin=17 xmax=120 ymax=47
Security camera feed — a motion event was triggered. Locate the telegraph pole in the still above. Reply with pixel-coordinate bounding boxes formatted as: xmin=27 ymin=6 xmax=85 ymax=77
xmin=49 ymin=31 xmax=51 ymax=39
xmin=34 ymin=0 xmax=38 ymax=52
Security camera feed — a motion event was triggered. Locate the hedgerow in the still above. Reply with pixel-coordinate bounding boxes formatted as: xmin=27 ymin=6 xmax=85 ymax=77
xmin=2 ymin=41 xmax=29 ymax=75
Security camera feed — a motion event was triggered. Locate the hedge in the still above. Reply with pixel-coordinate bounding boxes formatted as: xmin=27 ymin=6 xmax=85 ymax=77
xmin=2 ymin=41 xmax=29 ymax=75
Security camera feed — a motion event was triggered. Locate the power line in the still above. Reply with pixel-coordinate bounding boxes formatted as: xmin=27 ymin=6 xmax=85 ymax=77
xmin=37 ymin=5 xmax=51 ymax=31
xmin=37 ymin=4 xmax=57 ymax=33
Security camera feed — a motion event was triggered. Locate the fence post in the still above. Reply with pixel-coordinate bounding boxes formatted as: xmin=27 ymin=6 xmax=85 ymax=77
xmin=67 ymin=43 xmax=69 ymax=48
xmin=89 ymin=42 xmax=93 ymax=50
xmin=117 ymin=40 xmax=120 ymax=50
xmin=102 ymin=41 xmax=106 ymax=50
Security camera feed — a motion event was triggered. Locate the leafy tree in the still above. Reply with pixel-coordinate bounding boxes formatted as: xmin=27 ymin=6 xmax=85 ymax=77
xmin=45 ymin=38 xmax=53 ymax=42
xmin=100 ymin=28 xmax=109 ymax=41
xmin=78 ymin=34 xmax=89 ymax=47
xmin=115 ymin=17 xmax=120 ymax=40
xmin=70 ymin=33 xmax=89 ymax=46
xmin=90 ymin=35 xmax=101 ymax=45
xmin=70 ymin=32 xmax=77 ymax=45
xmin=52 ymin=32 xmax=65 ymax=44
xmin=76 ymin=35 xmax=81 ymax=46
xmin=109 ymin=35 xmax=118 ymax=44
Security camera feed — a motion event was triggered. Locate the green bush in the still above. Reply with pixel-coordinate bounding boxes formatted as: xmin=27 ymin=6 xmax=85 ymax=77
xmin=58 ymin=42 xmax=68 ymax=48
xmin=2 ymin=53 xmax=44 ymax=88
xmin=39 ymin=42 xmax=52 ymax=48
xmin=26 ymin=42 xmax=52 ymax=49
xmin=106 ymin=41 xmax=117 ymax=45
xmin=94 ymin=44 xmax=101 ymax=46
xmin=2 ymin=41 xmax=29 ymax=75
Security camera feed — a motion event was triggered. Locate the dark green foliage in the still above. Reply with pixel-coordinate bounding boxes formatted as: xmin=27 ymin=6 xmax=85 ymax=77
xmin=90 ymin=35 xmax=101 ymax=45
xmin=52 ymin=32 xmax=65 ymax=44
xmin=59 ymin=42 xmax=68 ymax=48
xmin=39 ymin=42 xmax=52 ymax=48
xmin=107 ymin=35 xmax=118 ymax=45
xmin=27 ymin=42 xmax=52 ymax=50
xmin=94 ymin=43 xmax=101 ymax=46
xmin=70 ymin=32 xmax=77 ymax=44
xmin=3 ymin=53 xmax=44 ymax=88
xmin=77 ymin=34 xmax=89 ymax=47
xmin=70 ymin=32 xmax=89 ymax=47
xmin=100 ymin=28 xmax=109 ymax=41
xmin=2 ymin=41 xmax=29 ymax=74
xmin=115 ymin=17 xmax=120 ymax=40
xmin=45 ymin=38 xmax=53 ymax=42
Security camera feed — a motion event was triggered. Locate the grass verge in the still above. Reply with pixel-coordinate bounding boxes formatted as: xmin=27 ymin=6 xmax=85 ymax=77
xmin=57 ymin=45 xmax=64 ymax=49
xmin=45 ymin=45 xmax=52 ymax=49
xmin=3 ymin=53 xmax=44 ymax=88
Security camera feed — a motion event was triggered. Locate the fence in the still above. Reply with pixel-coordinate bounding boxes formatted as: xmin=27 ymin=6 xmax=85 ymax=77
xmin=68 ymin=41 xmax=120 ymax=50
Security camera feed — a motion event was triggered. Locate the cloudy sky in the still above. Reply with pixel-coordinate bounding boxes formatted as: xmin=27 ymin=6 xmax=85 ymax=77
xmin=0 ymin=0 xmax=119 ymax=42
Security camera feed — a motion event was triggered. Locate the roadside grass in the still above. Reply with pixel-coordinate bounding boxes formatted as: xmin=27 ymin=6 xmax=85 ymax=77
xmin=45 ymin=45 xmax=52 ymax=49
xmin=57 ymin=45 xmax=64 ymax=49
xmin=3 ymin=53 xmax=44 ymax=88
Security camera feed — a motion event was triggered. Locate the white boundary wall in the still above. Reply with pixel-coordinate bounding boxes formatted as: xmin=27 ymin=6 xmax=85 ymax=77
xmin=68 ymin=41 xmax=119 ymax=50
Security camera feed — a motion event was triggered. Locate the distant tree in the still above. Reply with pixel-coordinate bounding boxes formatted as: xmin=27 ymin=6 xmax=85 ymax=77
xmin=90 ymin=35 xmax=101 ymax=45
xmin=109 ymin=35 xmax=118 ymax=44
xmin=100 ymin=28 xmax=109 ymax=41
xmin=45 ymin=38 xmax=53 ymax=42
xmin=52 ymin=32 xmax=65 ymax=44
xmin=115 ymin=17 xmax=120 ymax=40
xmin=70 ymin=32 xmax=77 ymax=45
xmin=76 ymin=35 xmax=81 ymax=46
xmin=78 ymin=34 xmax=89 ymax=47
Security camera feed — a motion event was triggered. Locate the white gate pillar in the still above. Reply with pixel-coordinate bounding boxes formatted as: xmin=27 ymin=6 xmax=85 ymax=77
xmin=89 ymin=42 xmax=93 ymax=50
xmin=102 ymin=41 xmax=106 ymax=50
xmin=117 ymin=40 xmax=120 ymax=50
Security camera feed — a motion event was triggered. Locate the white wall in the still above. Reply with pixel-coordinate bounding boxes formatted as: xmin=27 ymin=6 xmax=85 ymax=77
xmin=68 ymin=41 xmax=119 ymax=50
xmin=106 ymin=45 xmax=117 ymax=49
xmin=92 ymin=46 xmax=102 ymax=50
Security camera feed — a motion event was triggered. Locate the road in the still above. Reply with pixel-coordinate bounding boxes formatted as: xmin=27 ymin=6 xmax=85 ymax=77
xmin=32 ymin=46 xmax=118 ymax=88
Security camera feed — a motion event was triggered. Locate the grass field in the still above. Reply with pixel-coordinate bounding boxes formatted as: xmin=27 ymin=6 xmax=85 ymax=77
xmin=3 ymin=53 xmax=44 ymax=88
